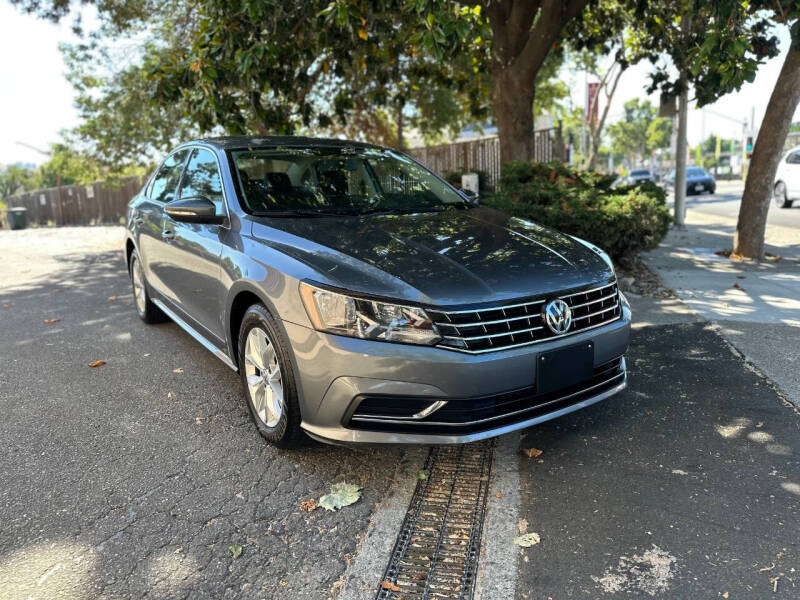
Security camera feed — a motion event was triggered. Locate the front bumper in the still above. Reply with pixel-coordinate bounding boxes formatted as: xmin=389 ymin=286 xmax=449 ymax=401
xmin=285 ymin=305 xmax=631 ymax=445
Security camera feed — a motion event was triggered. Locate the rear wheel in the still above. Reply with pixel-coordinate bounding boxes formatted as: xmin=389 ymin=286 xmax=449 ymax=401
xmin=774 ymin=181 xmax=792 ymax=208
xmin=129 ymin=250 xmax=166 ymax=324
xmin=238 ymin=304 xmax=305 ymax=448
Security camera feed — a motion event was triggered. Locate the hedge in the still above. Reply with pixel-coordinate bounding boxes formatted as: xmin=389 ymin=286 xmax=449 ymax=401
xmin=482 ymin=161 xmax=671 ymax=260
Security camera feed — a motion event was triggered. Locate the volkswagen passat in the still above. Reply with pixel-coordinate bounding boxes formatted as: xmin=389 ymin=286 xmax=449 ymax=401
xmin=125 ymin=136 xmax=630 ymax=447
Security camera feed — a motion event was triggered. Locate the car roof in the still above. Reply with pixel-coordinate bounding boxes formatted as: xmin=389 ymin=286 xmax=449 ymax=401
xmin=190 ymin=135 xmax=385 ymax=152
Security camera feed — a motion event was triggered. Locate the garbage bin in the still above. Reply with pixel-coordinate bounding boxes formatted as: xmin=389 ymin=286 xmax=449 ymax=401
xmin=7 ymin=207 xmax=28 ymax=230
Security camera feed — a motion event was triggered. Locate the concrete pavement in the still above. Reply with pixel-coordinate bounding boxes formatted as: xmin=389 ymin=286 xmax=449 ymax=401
xmin=643 ymin=203 xmax=800 ymax=407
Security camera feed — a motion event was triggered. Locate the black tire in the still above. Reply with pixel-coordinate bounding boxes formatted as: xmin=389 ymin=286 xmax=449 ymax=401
xmin=774 ymin=181 xmax=792 ymax=208
xmin=128 ymin=250 xmax=166 ymax=324
xmin=237 ymin=304 xmax=305 ymax=448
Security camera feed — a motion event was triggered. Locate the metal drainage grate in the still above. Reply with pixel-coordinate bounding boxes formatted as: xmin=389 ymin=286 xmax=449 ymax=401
xmin=376 ymin=441 xmax=494 ymax=599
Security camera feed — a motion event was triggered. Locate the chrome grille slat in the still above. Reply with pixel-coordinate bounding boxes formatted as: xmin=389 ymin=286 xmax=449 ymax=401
xmin=433 ymin=281 xmax=621 ymax=354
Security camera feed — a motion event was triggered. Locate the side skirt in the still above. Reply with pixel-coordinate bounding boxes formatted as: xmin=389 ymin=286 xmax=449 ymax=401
xmin=152 ymin=298 xmax=238 ymax=372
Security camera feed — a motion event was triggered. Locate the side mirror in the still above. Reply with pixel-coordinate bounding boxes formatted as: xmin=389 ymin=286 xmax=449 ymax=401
xmin=461 ymin=188 xmax=480 ymax=206
xmin=164 ymin=197 xmax=226 ymax=225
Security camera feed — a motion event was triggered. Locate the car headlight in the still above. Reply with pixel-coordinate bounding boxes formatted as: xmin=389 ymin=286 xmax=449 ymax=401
xmin=299 ymin=282 xmax=442 ymax=345
xmin=570 ymin=235 xmax=615 ymax=273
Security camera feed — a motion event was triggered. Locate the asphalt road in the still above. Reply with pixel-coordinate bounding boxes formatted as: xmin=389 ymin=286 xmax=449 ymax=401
xmin=680 ymin=183 xmax=800 ymax=230
xmin=0 ymin=236 xmax=404 ymax=599
xmin=1 ymin=227 xmax=798 ymax=599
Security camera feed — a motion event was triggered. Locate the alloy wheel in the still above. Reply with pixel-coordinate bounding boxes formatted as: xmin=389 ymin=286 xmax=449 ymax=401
xmin=244 ymin=327 xmax=284 ymax=427
xmin=131 ymin=257 xmax=147 ymax=315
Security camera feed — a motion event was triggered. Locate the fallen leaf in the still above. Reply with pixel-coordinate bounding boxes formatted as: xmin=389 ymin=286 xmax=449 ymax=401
xmin=722 ymin=592 xmax=729 ymax=599
xmin=88 ymin=360 xmax=106 ymax=368
xmin=144 ymin=353 xmax=151 ymax=357
xmin=732 ymin=282 xmax=745 ymax=291
xmin=43 ymin=318 xmax=61 ymax=324
xmin=513 ymin=532 xmax=541 ymax=547
xmin=300 ymin=499 xmax=318 ymax=512
xmin=235 ymin=491 xmax=245 ymax=500
xmin=173 ymin=367 xmax=184 ymax=374
xmin=319 ymin=482 xmax=361 ymax=511
xmin=229 ymin=544 xmax=242 ymax=559
xmin=380 ymin=581 xmax=401 ymax=592
xmin=280 ymin=580 xmax=287 ymax=587
xmin=108 ymin=295 xmax=118 ymax=301
xmin=167 ymin=392 xmax=174 ymax=399
xmin=517 ymin=518 xmax=528 ymax=534
xmin=495 ymin=493 xmax=503 ymax=499
xmin=173 ymin=547 xmax=183 ymax=554
xmin=195 ymin=417 xmax=204 ymax=425
xmin=415 ymin=470 xmax=429 ymax=481
xmin=522 ymin=447 xmax=543 ymax=458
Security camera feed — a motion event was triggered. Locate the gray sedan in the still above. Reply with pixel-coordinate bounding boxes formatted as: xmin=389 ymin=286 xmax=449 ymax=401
xmin=125 ymin=136 xmax=630 ymax=446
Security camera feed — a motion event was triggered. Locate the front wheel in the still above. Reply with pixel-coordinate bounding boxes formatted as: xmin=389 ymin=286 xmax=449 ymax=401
xmin=238 ymin=304 xmax=305 ymax=448
xmin=774 ymin=181 xmax=792 ymax=208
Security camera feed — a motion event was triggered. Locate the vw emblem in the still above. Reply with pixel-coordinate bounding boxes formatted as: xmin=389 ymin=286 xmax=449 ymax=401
xmin=543 ymin=299 xmax=572 ymax=335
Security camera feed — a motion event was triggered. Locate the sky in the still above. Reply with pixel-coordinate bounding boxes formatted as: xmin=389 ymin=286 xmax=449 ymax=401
xmin=1 ymin=4 xmax=799 ymax=168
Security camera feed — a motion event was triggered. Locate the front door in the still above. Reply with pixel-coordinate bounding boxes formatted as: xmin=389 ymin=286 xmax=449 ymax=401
xmin=157 ymin=148 xmax=228 ymax=342
xmin=136 ymin=149 xmax=190 ymax=297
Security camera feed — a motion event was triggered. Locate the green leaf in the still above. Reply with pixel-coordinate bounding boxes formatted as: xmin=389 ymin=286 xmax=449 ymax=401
xmin=513 ymin=532 xmax=541 ymax=547
xmin=415 ymin=470 xmax=429 ymax=480
xmin=318 ymin=482 xmax=361 ymax=511
xmin=229 ymin=544 xmax=243 ymax=559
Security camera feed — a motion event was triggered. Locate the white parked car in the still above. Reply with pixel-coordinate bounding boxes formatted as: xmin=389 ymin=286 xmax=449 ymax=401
xmin=774 ymin=146 xmax=800 ymax=208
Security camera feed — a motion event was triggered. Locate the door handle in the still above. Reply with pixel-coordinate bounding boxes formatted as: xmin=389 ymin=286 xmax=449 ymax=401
xmin=132 ymin=216 xmax=144 ymax=225
xmin=161 ymin=229 xmax=175 ymax=240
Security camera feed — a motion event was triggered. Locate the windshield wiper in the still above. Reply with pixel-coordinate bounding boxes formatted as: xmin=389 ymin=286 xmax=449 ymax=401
xmin=356 ymin=206 xmax=447 ymax=216
xmin=251 ymin=209 xmax=355 ymax=218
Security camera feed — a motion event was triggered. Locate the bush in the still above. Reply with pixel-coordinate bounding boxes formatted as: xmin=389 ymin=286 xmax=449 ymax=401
xmin=482 ymin=161 xmax=671 ymax=260
xmin=443 ymin=168 xmax=492 ymax=193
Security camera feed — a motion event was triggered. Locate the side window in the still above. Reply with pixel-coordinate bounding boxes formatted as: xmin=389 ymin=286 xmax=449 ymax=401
xmin=787 ymin=151 xmax=800 ymax=165
xmin=149 ymin=150 xmax=189 ymax=203
xmin=179 ymin=149 xmax=225 ymax=213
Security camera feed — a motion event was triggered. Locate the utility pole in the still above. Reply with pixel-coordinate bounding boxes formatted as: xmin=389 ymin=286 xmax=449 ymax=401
xmin=673 ymin=3 xmax=693 ymax=227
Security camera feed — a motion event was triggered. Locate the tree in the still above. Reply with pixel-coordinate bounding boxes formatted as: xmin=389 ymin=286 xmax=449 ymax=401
xmin=0 ymin=166 xmax=33 ymax=202
xmin=607 ymin=99 xmax=672 ymax=165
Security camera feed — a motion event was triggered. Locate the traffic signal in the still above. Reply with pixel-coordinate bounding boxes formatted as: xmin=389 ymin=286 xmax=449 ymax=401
xmin=746 ymin=136 xmax=753 ymax=159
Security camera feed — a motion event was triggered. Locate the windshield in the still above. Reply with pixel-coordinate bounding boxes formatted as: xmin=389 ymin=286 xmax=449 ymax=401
xmin=630 ymin=170 xmax=650 ymax=177
xmin=230 ymin=146 xmax=467 ymax=215
xmin=687 ymin=167 xmax=708 ymax=177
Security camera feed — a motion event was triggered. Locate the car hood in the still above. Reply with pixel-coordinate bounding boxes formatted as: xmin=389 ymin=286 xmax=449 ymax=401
xmin=250 ymin=206 xmax=614 ymax=306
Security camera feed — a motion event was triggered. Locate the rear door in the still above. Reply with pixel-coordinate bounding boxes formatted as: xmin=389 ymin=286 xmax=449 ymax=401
xmin=135 ymin=149 xmax=190 ymax=297
xmin=156 ymin=147 xmax=228 ymax=342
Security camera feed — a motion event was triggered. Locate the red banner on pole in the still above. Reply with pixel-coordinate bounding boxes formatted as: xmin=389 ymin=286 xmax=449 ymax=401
xmin=586 ymin=82 xmax=600 ymax=126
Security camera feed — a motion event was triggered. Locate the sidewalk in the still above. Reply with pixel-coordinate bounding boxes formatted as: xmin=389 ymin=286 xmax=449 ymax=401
xmin=641 ymin=209 xmax=800 ymax=406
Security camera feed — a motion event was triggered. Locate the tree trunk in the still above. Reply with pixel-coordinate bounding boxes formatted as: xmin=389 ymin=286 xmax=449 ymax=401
xmin=396 ymin=101 xmax=404 ymax=151
xmin=733 ymin=45 xmax=800 ymax=259
xmin=494 ymin=67 xmax=535 ymax=163
xmin=586 ymin=65 xmax=624 ymax=170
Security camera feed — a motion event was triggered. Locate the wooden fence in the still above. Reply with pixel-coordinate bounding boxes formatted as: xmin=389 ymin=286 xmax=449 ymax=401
xmin=407 ymin=128 xmax=559 ymax=190
xmin=5 ymin=175 xmax=146 ymax=227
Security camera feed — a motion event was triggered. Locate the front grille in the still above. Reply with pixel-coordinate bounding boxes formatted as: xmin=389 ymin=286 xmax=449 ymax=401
xmin=427 ymin=280 xmax=621 ymax=354
xmin=348 ymin=357 xmax=625 ymax=435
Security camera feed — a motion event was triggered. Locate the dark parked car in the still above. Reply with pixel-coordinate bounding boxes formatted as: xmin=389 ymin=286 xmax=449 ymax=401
xmin=685 ymin=167 xmax=716 ymax=194
xmin=124 ymin=136 xmax=630 ymax=447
